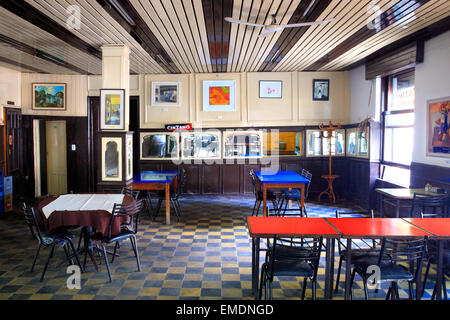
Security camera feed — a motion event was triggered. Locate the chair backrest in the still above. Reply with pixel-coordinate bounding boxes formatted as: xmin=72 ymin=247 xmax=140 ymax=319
xmin=268 ymin=236 xmax=323 ymax=280
xmin=121 ymin=187 xmax=140 ymax=200
xmin=249 ymin=169 xmax=258 ymax=197
xmin=301 ymin=169 xmax=312 ymax=199
xmin=22 ymin=203 xmax=44 ymax=244
xmin=106 ymin=199 xmax=144 ymax=240
xmin=411 ymin=193 xmax=448 ymax=218
xmin=335 ymin=210 xmax=376 ymax=250
xmin=175 ymin=167 xmax=187 ymax=197
xmin=378 ymin=237 xmax=427 ymax=267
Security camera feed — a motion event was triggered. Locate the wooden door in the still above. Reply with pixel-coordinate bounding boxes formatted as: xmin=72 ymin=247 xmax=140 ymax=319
xmin=46 ymin=120 xmax=67 ymax=195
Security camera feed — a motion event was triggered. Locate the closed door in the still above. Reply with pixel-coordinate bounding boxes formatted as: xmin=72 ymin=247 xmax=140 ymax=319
xmin=46 ymin=121 xmax=67 ymax=195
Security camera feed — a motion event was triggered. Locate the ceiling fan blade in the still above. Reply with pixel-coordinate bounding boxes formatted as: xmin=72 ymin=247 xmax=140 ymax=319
xmin=258 ymin=26 xmax=285 ymax=38
xmin=283 ymin=18 xmax=334 ymax=28
xmin=224 ymin=17 xmax=265 ymax=27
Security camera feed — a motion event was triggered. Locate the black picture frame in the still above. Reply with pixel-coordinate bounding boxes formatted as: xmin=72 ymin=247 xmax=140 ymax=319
xmin=313 ymin=79 xmax=330 ymax=101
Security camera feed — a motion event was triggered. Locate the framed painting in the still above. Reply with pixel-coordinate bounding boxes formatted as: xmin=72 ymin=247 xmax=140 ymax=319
xmin=313 ymin=79 xmax=329 ymax=101
xmin=427 ymin=97 xmax=450 ymax=157
xmin=32 ymin=83 xmax=67 ymax=110
xmin=259 ymin=80 xmax=282 ymax=98
xmin=100 ymin=89 xmax=125 ymax=130
xmin=151 ymin=81 xmax=180 ymax=107
xmin=203 ymin=80 xmax=236 ymax=112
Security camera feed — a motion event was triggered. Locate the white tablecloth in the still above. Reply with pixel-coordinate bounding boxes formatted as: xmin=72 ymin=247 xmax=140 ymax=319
xmin=42 ymin=194 xmax=125 ymax=219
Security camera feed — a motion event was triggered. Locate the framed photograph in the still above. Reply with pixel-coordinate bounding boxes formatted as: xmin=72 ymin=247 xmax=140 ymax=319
xmin=32 ymin=83 xmax=67 ymax=110
xmin=151 ymin=81 xmax=180 ymax=107
xmin=259 ymin=80 xmax=282 ymax=98
xmin=203 ymin=80 xmax=236 ymax=112
xmin=313 ymin=79 xmax=329 ymax=101
xmin=427 ymin=97 xmax=450 ymax=157
xmin=100 ymin=89 xmax=125 ymax=130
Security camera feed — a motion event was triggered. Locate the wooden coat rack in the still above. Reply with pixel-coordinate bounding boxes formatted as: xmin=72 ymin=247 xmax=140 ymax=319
xmin=318 ymin=121 xmax=341 ymax=203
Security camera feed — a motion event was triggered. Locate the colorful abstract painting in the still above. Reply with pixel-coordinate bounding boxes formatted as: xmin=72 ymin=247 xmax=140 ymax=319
xmin=151 ymin=81 xmax=180 ymax=107
xmin=209 ymin=86 xmax=230 ymax=105
xmin=203 ymin=80 xmax=236 ymax=112
xmin=32 ymin=83 xmax=66 ymax=110
xmin=428 ymin=97 xmax=450 ymax=156
xmin=100 ymin=89 xmax=125 ymax=130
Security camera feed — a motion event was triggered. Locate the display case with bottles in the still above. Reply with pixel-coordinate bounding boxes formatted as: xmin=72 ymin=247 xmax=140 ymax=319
xmin=181 ymin=131 xmax=221 ymax=160
xmin=264 ymin=131 xmax=302 ymax=157
xmin=346 ymin=128 xmax=357 ymax=156
xmin=140 ymin=132 xmax=179 ymax=160
xmin=323 ymin=129 xmax=346 ymax=156
xmin=223 ymin=130 xmax=263 ymax=159
xmin=345 ymin=127 xmax=370 ymax=158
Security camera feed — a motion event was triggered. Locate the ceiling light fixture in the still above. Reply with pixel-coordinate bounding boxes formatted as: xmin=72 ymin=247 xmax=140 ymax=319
xmin=108 ymin=0 xmax=136 ymax=26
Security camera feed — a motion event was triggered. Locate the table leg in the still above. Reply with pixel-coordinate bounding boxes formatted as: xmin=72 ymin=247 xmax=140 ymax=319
xmin=82 ymin=227 xmax=99 ymax=272
xmin=165 ymin=183 xmax=170 ymax=225
xmin=324 ymin=238 xmax=335 ymax=300
xmin=252 ymin=237 xmax=260 ymax=299
xmin=436 ymin=240 xmax=444 ymax=300
xmin=380 ymin=195 xmax=384 ymax=218
xmin=344 ymin=238 xmax=352 ymax=300
xmin=263 ymin=184 xmax=267 ymax=217
xmin=396 ymin=200 xmax=400 ymax=218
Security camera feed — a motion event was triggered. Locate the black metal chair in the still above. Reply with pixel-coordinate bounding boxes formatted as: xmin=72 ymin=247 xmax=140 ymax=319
xmin=277 ymin=169 xmax=312 ymax=217
xmin=249 ymin=169 xmax=278 ymax=216
xmin=421 ymin=247 xmax=450 ymax=300
xmin=334 ymin=210 xmax=382 ymax=293
xmin=22 ymin=203 xmax=83 ymax=282
xmin=350 ymin=237 xmax=428 ymax=300
xmin=155 ymin=168 xmax=187 ymax=221
xmin=411 ymin=193 xmax=449 ymax=218
xmin=259 ymin=236 xmax=323 ymax=300
xmin=121 ymin=187 xmax=140 ymax=200
xmin=90 ymin=199 xmax=145 ymax=282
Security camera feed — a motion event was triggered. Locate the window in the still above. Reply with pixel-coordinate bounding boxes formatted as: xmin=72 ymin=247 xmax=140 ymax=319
xmin=306 ymin=129 xmax=345 ymax=157
xmin=381 ymin=69 xmax=415 ymax=186
xmin=181 ymin=131 xmax=221 ymax=159
xmin=264 ymin=131 xmax=302 ymax=156
xmin=140 ymin=132 xmax=179 ymax=160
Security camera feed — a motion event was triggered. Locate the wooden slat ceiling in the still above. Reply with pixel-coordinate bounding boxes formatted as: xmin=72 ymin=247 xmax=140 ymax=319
xmin=0 ymin=0 xmax=449 ymax=75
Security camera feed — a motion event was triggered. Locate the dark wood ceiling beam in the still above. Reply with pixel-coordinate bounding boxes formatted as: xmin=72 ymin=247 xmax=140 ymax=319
xmin=343 ymin=15 xmax=450 ymax=71
xmin=258 ymin=0 xmax=332 ymax=72
xmin=0 ymin=34 xmax=93 ymax=75
xmin=304 ymin=0 xmax=430 ymax=71
xmin=0 ymin=0 xmax=102 ymax=60
xmin=202 ymin=0 xmax=233 ymax=73
xmin=0 ymin=55 xmax=49 ymax=74
xmin=96 ymin=0 xmax=180 ymax=74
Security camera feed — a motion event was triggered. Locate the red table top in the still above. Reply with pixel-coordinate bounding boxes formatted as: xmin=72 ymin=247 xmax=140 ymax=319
xmin=326 ymin=218 xmax=431 ymax=238
xmin=403 ymin=218 xmax=450 ymax=238
xmin=247 ymin=217 xmax=340 ymax=238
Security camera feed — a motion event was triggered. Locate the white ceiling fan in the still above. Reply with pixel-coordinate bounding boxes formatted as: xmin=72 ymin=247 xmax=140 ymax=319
xmin=224 ymin=14 xmax=334 ymax=38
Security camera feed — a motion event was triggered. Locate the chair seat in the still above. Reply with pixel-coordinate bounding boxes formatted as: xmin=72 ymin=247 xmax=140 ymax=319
xmin=340 ymin=249 xmax=380 ymax=261
xmin=91 ymin=230 xmax=134 ymax=243
xmin=266 ymin=259 xmax=314 ymax=278
xmin=41 ymin=230 xmax=73 ymax=246
xmin=281 ymin=189 xmax=301 ymax=200
xmin=268 ymin=243 xmax=312 ymax=259
xmin=354 ymin=261 xmax=413 ymax=281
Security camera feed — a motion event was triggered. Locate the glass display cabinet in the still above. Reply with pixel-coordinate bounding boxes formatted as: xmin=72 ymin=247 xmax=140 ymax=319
xmin=346 ymin=128 xmax=357 ymax=156
xmin=306 ymin=130 xmax=323 ymax=156
xmin=97 ymin=132 xmax=134 ymax=192
xmin=223 ymin=130 xmax=263 ymax=159
xmin=323 ymin=129 xmax=345 ymax=156
xmin=264 ymin=131 xmax=302 ymax=157
xmin=346 ymin=127 xmax=370 ymax=158
xmin=181 ymin=131 xmax=221 ymax=160
xmin=140 ymin=132 xmax=179 ymax=160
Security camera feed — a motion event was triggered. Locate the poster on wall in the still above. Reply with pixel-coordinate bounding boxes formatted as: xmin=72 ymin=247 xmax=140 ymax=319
xmin=151 ymin=81 xmax=180 ymax=107
xmin=312 ymin=79 xmax=329 ymax=101
xmin=100 ymin=89 xmax=125 ymax=130
xmin=32 ymin=83 xmax=66 ymax=110
xmin=203 ymin=80 xmax=236 ymax=112
xmin=259 ymin=80 xmax=282 ymax=98
xmin=427 ymin=97 xmax=450 ymax=157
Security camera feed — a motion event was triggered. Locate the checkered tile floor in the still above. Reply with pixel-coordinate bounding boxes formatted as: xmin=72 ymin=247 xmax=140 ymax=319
xmin=0 ymin=195 xmax=448 ymax=300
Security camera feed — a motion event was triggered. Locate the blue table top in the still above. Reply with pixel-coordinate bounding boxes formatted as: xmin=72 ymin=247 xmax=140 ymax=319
xmin=133 ymin=171 xmax=178 ymax=183
xmin=254 ymin=171 xmax=310 ymax=184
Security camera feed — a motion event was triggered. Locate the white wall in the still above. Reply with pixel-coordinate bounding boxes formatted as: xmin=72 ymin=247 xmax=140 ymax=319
xmin=349 ymin=64 xmax=377 ymax=124
xmin=0 ymin=65 xmax=21 ymax=123
xmin=413 ymin=30 xmax=450 ymax=168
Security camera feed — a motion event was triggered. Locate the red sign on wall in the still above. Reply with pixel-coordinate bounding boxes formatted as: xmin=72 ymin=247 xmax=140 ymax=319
xmin=165 ymin=123 xmax=193 ymax=131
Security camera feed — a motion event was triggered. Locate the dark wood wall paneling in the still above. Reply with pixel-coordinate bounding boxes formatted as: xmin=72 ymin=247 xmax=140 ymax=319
xmin=22 ymin=115 xmax=89 ymax=199
xmin=305 ymin=0 xmax=430 ymax=71
xmin=410 ymin=162 xmax=450 ymax=191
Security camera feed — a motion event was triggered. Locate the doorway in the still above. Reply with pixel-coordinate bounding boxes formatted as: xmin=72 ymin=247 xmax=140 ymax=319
xmin=33 ymin=119 xmax=68 ymax=197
